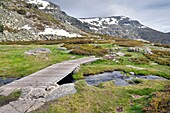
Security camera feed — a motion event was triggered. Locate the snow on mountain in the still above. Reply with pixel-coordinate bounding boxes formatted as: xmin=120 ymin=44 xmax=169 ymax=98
xmin=38 ymin=28 xmax=82 ymax=37
xmin=26 ymin=0 xmax=50 ymax=9
xmin=79 ymin=17 xmax=118 ymax=28
xmin=21 ymin=25 xmax=32 ymax=30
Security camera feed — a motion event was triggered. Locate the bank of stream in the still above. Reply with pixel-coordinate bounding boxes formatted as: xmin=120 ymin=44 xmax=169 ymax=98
xmin=0 ymin=71 xmax=168 ymax=87
xmin=0 ymin=77 xmax=19 ymax=86
xmin=85 ymin=71 xmax=167 ymax=86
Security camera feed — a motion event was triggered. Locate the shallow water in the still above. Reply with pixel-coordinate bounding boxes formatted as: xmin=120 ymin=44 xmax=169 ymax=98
xmin=85 ymin=71 xmax=167 ymax=86
xmin=0 ymin=77 xmax=19 ymax=86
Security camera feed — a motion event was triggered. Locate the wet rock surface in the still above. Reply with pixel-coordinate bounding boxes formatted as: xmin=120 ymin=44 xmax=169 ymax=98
xmin=24 ymin=48 xmax=52 ymax=55
xmin=0 ymin=78 xmax=19 ymax=86
xmin=85 ymin=71 xmax=167 ymax=86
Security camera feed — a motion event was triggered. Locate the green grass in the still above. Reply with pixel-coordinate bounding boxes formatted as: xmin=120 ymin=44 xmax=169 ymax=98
xmin=0 ymin=90 xmax=21 ymax=107
xmin=33 ymin=80 xmax=169 ymax=113
xmin=0 ymin=45 xmax=82 ymax=78
xmin=0 ymin=42 xmax=169 ymax=79
xmin=73 ymin=59 xmax=170 ymax=80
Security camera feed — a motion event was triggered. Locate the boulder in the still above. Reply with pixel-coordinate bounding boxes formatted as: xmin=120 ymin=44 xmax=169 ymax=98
xmin=144 ymin=47 xmax=153 ymax=54
xmin=56 ymin=47 xmax=67 ymax=51
xmin=24 ymin=48 xmax=52 ymax=55
xmin=128 ymin=47 xmax=143 ymax=53
xmin=129 ymin=72 xmax=135 ymax=75
xmin=103 ymin=54 xmax=115 ymax=60
xmin=45 ymin=83 xmax=76 ymax=102
xmin=29 ymin=88 xmax=47 ymax=99
xmin=115 ymin=52 xmax=125 ymax=56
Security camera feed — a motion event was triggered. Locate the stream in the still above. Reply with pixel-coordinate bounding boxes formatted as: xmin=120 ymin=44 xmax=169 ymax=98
xmin=85 ymin=71 xmax=167 ymax=86
xmin=0 ymin=77 xmax=19 ymax=86
xmin=0 ymin=71 xmax=167 ymax=87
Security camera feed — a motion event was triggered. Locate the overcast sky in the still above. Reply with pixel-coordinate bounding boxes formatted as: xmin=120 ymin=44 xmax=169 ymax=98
xmin=50 ymin=0 xmax=170 ymax=33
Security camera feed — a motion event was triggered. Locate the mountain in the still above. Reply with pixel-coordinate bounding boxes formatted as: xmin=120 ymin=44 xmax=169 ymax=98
xmin=0 ymin=0 xmax=86 ymax=42
xmin=78 ymin=17 xmax=170 ymax=44
xmin=37 ymin=0 xmax=170 ymax=44
xmin=0 ymin=0 xmax=169 ymax=44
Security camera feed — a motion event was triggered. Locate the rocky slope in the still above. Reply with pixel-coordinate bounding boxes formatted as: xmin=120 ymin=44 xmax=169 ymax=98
xmin=35 ymin=0 xmax=170 ymax=44
xmin=0 ymin=0 xmax=85 ymax=42
xmin=79 ymin=17 xmax=170 ymax=44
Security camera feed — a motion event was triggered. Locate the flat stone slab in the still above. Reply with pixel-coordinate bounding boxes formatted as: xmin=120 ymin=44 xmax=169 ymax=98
xmin=45 ymin=83 xmax=76 ymax=102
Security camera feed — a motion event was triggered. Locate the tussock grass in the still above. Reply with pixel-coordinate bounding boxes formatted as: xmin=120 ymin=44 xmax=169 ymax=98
xmin=144 ymin=50 xmax=170 ymax=66
xmin=64 ymin=44 xmax=108 ymax=56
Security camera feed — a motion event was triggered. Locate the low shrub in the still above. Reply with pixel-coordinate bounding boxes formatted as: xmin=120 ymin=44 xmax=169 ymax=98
xmin=154 ymin=43 xmax=170 ymax=48
xmin=113 ymin=40 xmax=144 ymax=47
xmin=143 ymin=84 xmax=170 ymax=113
xmin=34 ymin=23 xmax=45 ymax=31
xmin=17 ymin=9 xmax=26 ymax=15
xmin=129 ymin=57 xmax=149 ymax=65
xmin=152 ymin=50 xmax=170 ymax=58
xmin=4 ymin=26 xmax=19 ymax=33
xmin=65 ymin=44 xmax=108 ymax=56
xmin=124 ymin=53 xmax=132 ymax=57
xmin=0 ymin=22 xmax=3 ymax=33
xmin=145 ymin=54 xmax=170 ymax=66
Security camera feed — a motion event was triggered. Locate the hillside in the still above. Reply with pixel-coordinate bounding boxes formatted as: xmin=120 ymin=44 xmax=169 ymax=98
xmin=0 ymin=0 xmax=86 ymax=42
xmin=79 ymin=17 xmax=170 ymax=44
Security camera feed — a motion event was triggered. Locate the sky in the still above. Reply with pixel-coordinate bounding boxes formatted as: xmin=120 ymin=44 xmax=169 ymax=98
xmin=50 ymin=0 xmax=170 ymax=33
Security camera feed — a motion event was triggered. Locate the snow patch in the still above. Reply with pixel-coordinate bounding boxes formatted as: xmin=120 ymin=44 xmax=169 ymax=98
xmin=38 ymin=28 xmax=81 ymax=37
xmin=123 ymin=23 xmax=131 ymax=26
xmin=79 ymin=17 xmax=118 ymax=28
xmin=89 ymin=27 xmax=98 ymax=31
xmin=120 ymin=16 xmax=128 ymax=20
xmin=21 ymin=25 xmax=31 ymax=30
xmin=135 ymin=39 xmax=150 ymax=43
xmin=27 ymin=0 xmax=50 ymax=9
xmin=139 ymin=25 xmax=147 ymax=28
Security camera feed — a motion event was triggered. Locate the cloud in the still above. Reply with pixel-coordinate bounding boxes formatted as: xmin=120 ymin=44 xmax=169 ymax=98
xmin=50 ymin=0 xmax=170 ymax=32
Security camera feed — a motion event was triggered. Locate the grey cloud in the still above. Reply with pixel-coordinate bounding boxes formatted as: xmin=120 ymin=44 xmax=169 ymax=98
xmin=50 ymin=0 xmax=170 ymax=32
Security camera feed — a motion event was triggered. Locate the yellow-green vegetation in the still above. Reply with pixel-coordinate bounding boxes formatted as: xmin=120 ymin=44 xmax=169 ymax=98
xmin=73 ymin=59 xmax=170 ymax=80
xmin=145 ymin=50 xmax=170 ymax=66
xmin=64 ymin=44 xmax=108 ymax=56
xmin=113 ymin=40 xmax=144 ymax=47
xmin=0 ymin=37 xmax=170 ymax=79
xmin=0 ymin=38 xmax=98 ymax=45
xmin=0 ymin=45 xmax=81 ymax=78
xmin=0 ymin=91 xmax=21 ymax=107
xmin=143 ymin=84 xmax=170 ymax=113
xmin=33 ymin=80 xmax=169 ymax=113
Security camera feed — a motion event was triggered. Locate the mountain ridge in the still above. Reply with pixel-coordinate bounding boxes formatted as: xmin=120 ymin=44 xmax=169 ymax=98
xmin=36 ymin=0 xmax=170 ymax=44
xmin=0 ymin=0 xmax=169 ymax=44
xmin=78 ymin=16 xmax=170 ymax=44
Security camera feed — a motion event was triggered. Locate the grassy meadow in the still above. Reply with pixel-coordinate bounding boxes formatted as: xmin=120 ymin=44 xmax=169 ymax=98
xmin=0 ymin=36 xmax=169 ymax=113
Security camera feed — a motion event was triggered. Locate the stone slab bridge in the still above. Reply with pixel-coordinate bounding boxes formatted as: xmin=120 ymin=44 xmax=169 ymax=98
xmin=0 ymin=57 xmax=100 ymax=113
